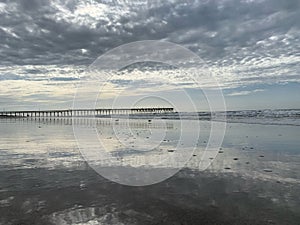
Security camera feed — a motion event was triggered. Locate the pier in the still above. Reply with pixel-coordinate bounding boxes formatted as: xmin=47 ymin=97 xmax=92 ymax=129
xmin=0 ymin=107 xmax=174 ymax=118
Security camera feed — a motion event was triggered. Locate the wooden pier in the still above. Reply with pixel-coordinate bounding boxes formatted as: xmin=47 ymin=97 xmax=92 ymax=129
xmin=0 ymin=107 xmax=174 ymax=118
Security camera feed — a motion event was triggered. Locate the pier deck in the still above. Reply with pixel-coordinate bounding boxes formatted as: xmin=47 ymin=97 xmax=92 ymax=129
xmin=0 ymin=108 xmax=174 ymax=117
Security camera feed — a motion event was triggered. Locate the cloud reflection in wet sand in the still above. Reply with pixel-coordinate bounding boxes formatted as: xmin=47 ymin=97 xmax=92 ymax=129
xmin=0 ymin=118 xmax=299 ymax=224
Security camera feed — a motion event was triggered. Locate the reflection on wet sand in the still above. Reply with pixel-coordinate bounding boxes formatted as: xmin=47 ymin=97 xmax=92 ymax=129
xmin=0 ymin=118 xmax=299 ymax=224
xmin=0 ymin=117 xmax=175 ymax=129
xmin=0 ymin=167 xmax=299 ymax=225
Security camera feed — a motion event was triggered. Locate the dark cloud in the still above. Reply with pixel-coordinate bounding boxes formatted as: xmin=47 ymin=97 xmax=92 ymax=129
xmin=0 ymin=0 xmax=298 ymax=102
xmin=0 ymin=0 xmax=298 ymax=67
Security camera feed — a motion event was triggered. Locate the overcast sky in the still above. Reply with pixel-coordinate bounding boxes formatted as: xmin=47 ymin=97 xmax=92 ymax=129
xmin=0 ymin=0 xmax=299 ymax=111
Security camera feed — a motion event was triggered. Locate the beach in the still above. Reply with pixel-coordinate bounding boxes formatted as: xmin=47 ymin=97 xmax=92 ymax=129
xmin=1 ymin=0 xmax=299 ymax=224
xmin=0 ymin=116 xmax=299 ymax=224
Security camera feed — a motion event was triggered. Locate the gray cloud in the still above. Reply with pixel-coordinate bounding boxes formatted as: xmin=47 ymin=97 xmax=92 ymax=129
xmin=0 ymin=0 xmax=298 ymax=66
xmin=0 ymin=72 xmax=26 ymax=81
xmin=0 ymin=0 xmax=299 ymax=110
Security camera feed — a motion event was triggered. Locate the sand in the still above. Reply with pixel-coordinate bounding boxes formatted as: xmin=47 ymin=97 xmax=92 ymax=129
xmin=0 ymin=117 xmax=299 ymax=224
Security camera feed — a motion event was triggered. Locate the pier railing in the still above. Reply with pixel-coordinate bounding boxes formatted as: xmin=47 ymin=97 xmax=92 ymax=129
xmin=0 ymin=108 xmax=174 ymax=118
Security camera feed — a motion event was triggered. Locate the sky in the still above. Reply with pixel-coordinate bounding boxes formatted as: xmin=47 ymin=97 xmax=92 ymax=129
xmin=0 ymin=0 xmax=299 ymax=111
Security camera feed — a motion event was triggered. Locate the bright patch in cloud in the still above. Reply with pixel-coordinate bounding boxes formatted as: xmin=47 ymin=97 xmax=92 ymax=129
xmin=227 ymin=89 xmax=265 ymax=96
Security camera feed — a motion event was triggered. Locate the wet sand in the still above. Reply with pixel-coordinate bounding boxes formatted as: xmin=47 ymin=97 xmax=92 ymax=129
xmin=0 ymin=166 xmax=299 ymax=225
xmin=0 ymin=118 xmax=299 ymax=224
